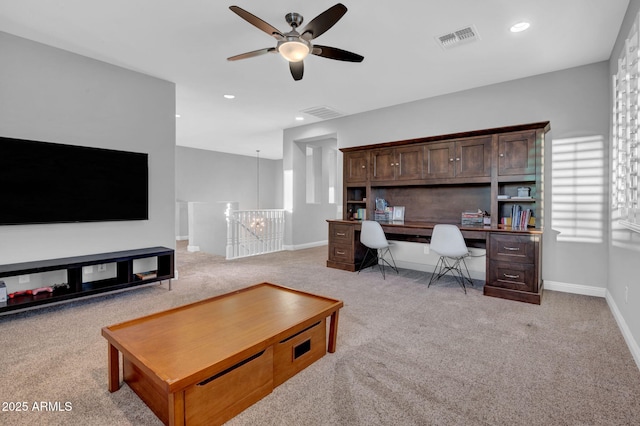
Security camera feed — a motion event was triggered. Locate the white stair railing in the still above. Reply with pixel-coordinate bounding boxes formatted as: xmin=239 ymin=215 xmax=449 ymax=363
xmin=226 ymin=209 xmax=285 ymax=259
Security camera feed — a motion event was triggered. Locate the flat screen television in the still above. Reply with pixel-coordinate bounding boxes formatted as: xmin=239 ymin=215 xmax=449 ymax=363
xmin=0 ymin=136 xmax=148 ymax=225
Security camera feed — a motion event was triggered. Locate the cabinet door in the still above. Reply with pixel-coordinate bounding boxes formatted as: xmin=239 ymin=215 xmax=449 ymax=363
xmin=344 ymin=151 xmax=369 ymax=183
xmin=370 ymin=148 xmax=396 ymax=181
xmin=423 ymin=142 xmax=455 ymax=179
xmin=396 ymin=146 xmax=423 ymax=180
xmin=498 ymin=131 xmax=536 ymax=176
xmin=456 ymin=137 xmax=491 ymax=178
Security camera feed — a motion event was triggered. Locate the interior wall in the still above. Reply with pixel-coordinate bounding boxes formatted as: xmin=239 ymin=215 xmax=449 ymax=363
xmin=609 ymin=0 xmax=640 ymax=363
xmin=283 ymin=61 xmax=610 ymax=291
xmin=175 ymin=146 xmax=283 ymax=209
xmin=0 ymin=32 xmax=176 ymax=264
xmin=288 ymin=137 xmax=340 ymax=248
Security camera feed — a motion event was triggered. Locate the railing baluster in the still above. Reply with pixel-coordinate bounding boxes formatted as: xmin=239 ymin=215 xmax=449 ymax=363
xmin=226 ymin=209 xmax=285 ymax=259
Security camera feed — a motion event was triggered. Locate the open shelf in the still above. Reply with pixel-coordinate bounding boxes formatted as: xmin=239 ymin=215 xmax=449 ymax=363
xmin=0 ymin=247 xmax=174 ymax=314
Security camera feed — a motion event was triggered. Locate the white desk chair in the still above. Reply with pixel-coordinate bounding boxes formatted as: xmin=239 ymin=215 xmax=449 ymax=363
xmin=428 ymin=224 xmax=474 ymax=293
xmin=358 ymin=220 xmax=398 ymax=279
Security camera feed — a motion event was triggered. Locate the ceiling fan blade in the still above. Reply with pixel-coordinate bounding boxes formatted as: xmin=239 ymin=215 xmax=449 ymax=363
xmin=289 ymin=61 xmax=304 ymax=81
xmin=300 ymin=3 xmax=347 ymax=40
xmin=227 ymin=48 xmax=276 ymax=61
xmin=229 ymin=6 xmax=284 ymax=39
xmin=312 ymin=45 xmax=364 ymax=62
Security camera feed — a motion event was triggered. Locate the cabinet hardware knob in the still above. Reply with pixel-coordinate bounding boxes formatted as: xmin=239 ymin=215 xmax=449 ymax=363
xmin=504 ymin=273 xmax=520 ymax=279
xmin=449 ymin=158 xmax=454 ymax=162
xmin=500 ymin=153 xmax=505 ymax=157
xmin=336 ymin=232 xmax=346 ymax=236
xmin=504 ymin=247 xmax=520 ymax=251
xmin=361 ymin=165 xmax=365 ymax=168
xmin=336 ymin=251 xmax=345 ymax=255
xmin=456 ymin=157 xmax=460 ymax=161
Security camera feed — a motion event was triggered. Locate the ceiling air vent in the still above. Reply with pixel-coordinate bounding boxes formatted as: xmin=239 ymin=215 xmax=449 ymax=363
xmin=436 ymin=25 xmax=480 ymax=49
xmin=301 ymin=106 xmax=343 ymax=120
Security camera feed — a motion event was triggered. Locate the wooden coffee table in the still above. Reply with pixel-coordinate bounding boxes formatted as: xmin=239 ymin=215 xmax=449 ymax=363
xmin=102 ymin=282 xmax=343 ymax=426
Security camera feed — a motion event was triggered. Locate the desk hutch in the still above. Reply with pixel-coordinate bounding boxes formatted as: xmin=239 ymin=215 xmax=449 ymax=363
xmin=327 ymin=122 xmax=549 ymax=304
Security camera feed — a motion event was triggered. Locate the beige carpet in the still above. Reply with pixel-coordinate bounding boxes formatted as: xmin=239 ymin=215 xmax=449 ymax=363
xmin=1 ymin=241 xmax=639 ymax=425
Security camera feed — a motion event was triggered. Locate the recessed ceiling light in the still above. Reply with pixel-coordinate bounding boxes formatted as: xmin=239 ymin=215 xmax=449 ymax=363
xmin=223 ymin=94 xmax=235 ymax=99
xmin=510 ymin=22 xmax=530 ymax=33
xmin=295 ymin=116 xmax=304 ymax=121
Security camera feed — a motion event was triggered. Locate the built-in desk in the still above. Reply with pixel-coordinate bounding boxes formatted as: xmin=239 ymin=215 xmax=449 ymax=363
xmin=327 ymin=220 xmax=543 ymax=304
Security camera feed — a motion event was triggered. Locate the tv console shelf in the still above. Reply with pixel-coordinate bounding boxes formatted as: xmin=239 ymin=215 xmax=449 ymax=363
xmin=0 ymin=246 xmax=174 ymax=314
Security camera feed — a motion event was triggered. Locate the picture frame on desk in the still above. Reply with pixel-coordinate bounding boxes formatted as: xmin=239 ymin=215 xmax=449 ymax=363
xmin=392 ymin=206 xmax=405 ymax=221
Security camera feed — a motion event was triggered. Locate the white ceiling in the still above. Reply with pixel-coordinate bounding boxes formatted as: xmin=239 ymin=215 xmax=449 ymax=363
xmin=0 ymin=0 xmax=630 ymax=159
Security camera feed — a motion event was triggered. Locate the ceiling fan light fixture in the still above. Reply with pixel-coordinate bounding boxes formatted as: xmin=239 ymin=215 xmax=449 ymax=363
xmin=278 ymin=40 xmax=310 ymax=62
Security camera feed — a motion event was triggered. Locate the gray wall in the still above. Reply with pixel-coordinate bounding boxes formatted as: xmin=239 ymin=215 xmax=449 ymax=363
xmin=0 ymin=32 xmax=176 ymax=263
xmin=175 ymin=146 xmax=283 ymax=210
xmin=609 ymin=0 xmax=640 ymax=361
xmin=284 ymin=62 xmax=610 ymax=292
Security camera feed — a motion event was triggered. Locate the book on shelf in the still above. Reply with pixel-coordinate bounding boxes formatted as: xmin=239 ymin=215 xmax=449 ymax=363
xmin=135 ymin=271 xmax=157 ymax=280
xmin=502 ymin=205 xmax=534 ymax=229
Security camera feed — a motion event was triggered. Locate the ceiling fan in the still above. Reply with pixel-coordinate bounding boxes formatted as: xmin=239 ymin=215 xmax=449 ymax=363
xmin=227 ymin=3 xmax=364 ymax=81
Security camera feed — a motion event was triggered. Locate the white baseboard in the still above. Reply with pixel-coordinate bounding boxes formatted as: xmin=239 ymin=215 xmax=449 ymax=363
xmin=543 ymin=280 xmax=607 ymax=298
xmin=176 ymin=235 xmax=189 ymax=241
xmin=187 ymin=245 xmax=200 ymax=252
xmin=283 ymin=240 xmax=328 ymax=251
xmin=606 ymin=290 xmax=640 ymax=371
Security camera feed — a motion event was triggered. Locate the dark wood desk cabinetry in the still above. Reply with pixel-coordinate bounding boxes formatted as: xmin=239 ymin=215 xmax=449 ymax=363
xmin=344 ymin=151 xmax=369 ymax=183
xmin=371 ymin=145 xmax=423 ymax=181
xmin=334 ymin=122 xmax=549 ymax=304
xmin=498 ymin=130 xmax=537 ymax=176
xmin=424 ymin=136 xmax=492 ymax=180
xmin=486 ymin=233 xmax=542 ymax=303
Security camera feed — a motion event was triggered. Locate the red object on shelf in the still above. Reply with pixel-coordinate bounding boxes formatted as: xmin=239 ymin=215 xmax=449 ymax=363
xmin=8 ymin=290 xmax=28 ymax=299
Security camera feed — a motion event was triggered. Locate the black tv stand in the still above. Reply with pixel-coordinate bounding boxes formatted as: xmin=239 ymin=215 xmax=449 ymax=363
xmin=0 ymin=247 xmax=174 ymax=314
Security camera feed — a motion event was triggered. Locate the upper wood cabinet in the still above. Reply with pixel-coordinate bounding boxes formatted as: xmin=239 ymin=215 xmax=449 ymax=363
xmin=424 ymin=136 xmax=491 ymax=179
xmin=344 ymin=151 xmax=369 ymax=183
xmin=498 ymin=130 xmax=536 ymax=176
xmin=370 ymin=145 xmax=423 ymax=181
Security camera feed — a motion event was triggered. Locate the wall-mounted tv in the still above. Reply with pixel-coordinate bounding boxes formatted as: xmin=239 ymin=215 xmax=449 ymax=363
xmin=0 ymin=136 xmax=148 ymax=225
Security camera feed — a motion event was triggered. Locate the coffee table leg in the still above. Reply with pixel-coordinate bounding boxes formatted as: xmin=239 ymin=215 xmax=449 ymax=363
xmin=108 ymin=343 xmax=120 ymax=392
xmin=328 ymin=310 xmax=340 ymax=353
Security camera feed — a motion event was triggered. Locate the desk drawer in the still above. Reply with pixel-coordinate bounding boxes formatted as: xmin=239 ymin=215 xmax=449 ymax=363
xmin=488 ymin=261 xmax=536 ymax=292
xmin=185 ymin=346 xmax=273 ymax=426
xmin=329 ymin=243 xmax=354 ymax=263
xmin=274 ymin=318 xmax=326 ymax=387
xmin=489 ymin=234 xmax=536 ymax=264
xmin=330 ymin=224 xmax=354 ymax=243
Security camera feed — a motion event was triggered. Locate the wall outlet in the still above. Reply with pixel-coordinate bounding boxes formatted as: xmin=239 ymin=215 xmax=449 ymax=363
xmin=423 ymin=245 xmax=429 ymax=254
xmin=625 ymin=285 xmax=629 ymax=304
xmin=98 ymin=264 xmax=107 ymax=272
xmin=18 ymin=274 xmax=30 ymax=284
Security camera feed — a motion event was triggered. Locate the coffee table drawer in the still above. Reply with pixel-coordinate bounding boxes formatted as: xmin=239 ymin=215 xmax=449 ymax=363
xmin=185 ymin=346 xmax=274 ymax=426
xmin=274 ymin=318 xmax=326 ymax=387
